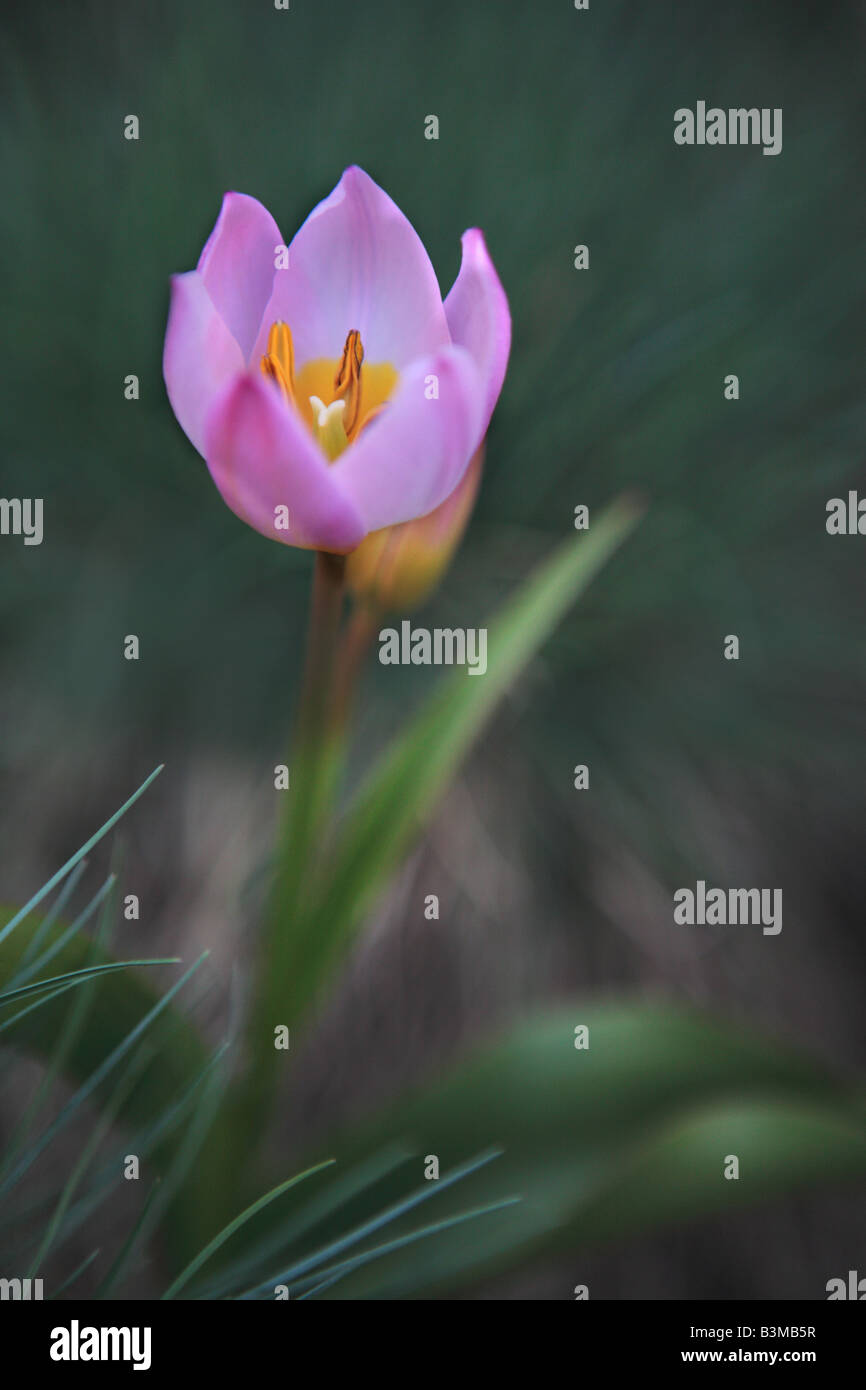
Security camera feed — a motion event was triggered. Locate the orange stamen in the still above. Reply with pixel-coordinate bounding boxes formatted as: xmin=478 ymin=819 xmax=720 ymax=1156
xmin=333 ymin=329 xmax=364 ymax=438
xmin=260 ymin=320 xmax=296 ymax=407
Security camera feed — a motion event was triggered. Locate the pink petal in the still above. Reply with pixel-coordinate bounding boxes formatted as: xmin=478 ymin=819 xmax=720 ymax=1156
xmin=203 ymin=373 xmax=366 ymax=552
xmin=163 ymin=271 xmax=245 ymax=457
xmin=333 ymin=346 xmax=483 ymax=532
xmin=253 ymin=166 xmax=450 ymax=370
xmin=444 ymin=229 xmax=511 ymax=435
xmin=197 ymin=192 xmax=284 ymax=361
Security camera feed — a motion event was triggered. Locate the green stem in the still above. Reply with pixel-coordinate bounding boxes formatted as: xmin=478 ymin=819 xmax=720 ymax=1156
xmin=242 ymin=552 xmax=347 ymax=1133
xmin=329 ymin=603 xmax=380 ymax=736
xmin=191 ymin=563 xmax=377 ymax=1244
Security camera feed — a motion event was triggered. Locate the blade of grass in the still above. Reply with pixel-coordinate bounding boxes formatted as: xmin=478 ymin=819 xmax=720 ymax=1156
xmin=0 ymin=958 xmax=180 ymax=1007
xmin=93 ymin=1179 xmax=161 ymax=1299
xmin=15 ymin=859 xmax=88 ymax=972
xmin=238 ymin=1148 xmax=503 ymax=1298
xmin=162 ymin=1159 xmax=336 ymax=1299
xmin=295 ymin=1196 xmax=522 ymax=1299
xmin=7 ymin=876 xmax=117 ymax=989
xmin=0 ymin=979 xmax=84 ymax=1034
xmin=195 ymin=1143 xmax=411 ymax=1300
xmin=0 ymin=951 xmax=207 ymax=1198
xmin=0 ymin=765 xmax=163 ymax=947
xmin=36 ymin=1046 xmax=228 ymax=1255
xmin=48 ymin=1247 xmax=101 ymax=1300
xmin=2 ymin=867 xmax=125 ymax=1182
xmin=0 ymin=910 xmax=211 ymax=1139
xmin=26 ymin=1045 xmax=153 ymax=1277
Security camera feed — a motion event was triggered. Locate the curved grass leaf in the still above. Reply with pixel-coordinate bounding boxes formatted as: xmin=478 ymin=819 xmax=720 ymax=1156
xmin=0 ymin=958 xmax=180 ymax=1007
xmin=26 ymin=1045 xmax=154 ymax=1277
xmin=0 ymin=952 xmax=208 ymax=1199
xmin=0 ymin=902 xmax=224 ymax=1266
xmin=18 ymin=1044 xmax=230 ymax=1290
xmin=0 ymin=766 xmax=163 ymax=947
xmin=93 ymin=1180 xmax=161 ymax=1299
xmin=162 ymin=1158 xmax=337 ymax=1300
xmin=0 ymin=910 xmax=211 ymax=1136
xmin=0 ymin=979 xmax=86 ymax=1035
xmin=15 ymin=859 xmax=88 ymax=973
xmin=194 ymin=1143 xmax=412 ymax=1300
xmin=237 ymin=1148 xmax=504 ymax=1299
xmin=2 ymin=869 xmax=128 ymax=1186
xmin=295 ymin=1196 xmax=522 ymax=1299
xmin=7 ymin=876 xmax=117 ymax=989
xmin=49 ymin=1248 xmax=101 ymax=1300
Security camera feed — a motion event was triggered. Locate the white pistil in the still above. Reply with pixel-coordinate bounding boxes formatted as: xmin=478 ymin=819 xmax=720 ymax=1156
xmin=309 ymin=396 xmax=348 ymax=461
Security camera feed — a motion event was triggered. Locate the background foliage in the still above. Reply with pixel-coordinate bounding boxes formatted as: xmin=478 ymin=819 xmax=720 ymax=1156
xmin=1 ymin=0 xmax=865 ymax=1298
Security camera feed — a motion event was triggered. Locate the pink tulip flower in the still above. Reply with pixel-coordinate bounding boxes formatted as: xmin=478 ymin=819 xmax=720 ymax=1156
xmin=163 ymin=167 xmax=510 ymax=553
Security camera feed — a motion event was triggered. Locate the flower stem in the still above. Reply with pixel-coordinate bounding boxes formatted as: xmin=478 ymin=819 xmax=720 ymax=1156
xmin=298 ymin=550 xmax=348 ymax=743
xmin=211 ymin=561 xmax=376 ymax=1228
xmin=242 ymin=553 xmax=347 ymax=1124
xmin=329 ymin=603 xmax=380 ymax=733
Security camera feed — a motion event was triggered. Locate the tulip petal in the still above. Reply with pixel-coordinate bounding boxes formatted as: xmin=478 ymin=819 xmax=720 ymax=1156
xmin=163 ymin=271 xmax=245 ymax=457
xmin=254 ymin=166 xmax=450 ymax=370
xmin=203 ymin=373 xmax=366 ymax=552
xmin=197 ymin=192 xmax=284 ymax=360
xmin=332 ymin=346 xmax=483 ymax=532
xmin=444 ymin=229 xmax=511 ymax=435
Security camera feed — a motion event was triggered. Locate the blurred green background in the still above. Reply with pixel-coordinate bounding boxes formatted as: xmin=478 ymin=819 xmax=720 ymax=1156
xmin=1 ymin=0 xmax=865 ymax=1296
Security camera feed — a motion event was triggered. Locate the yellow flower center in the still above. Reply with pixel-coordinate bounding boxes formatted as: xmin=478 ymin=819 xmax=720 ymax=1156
xmin=260 ymin=322 xmax=397 ymax=461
